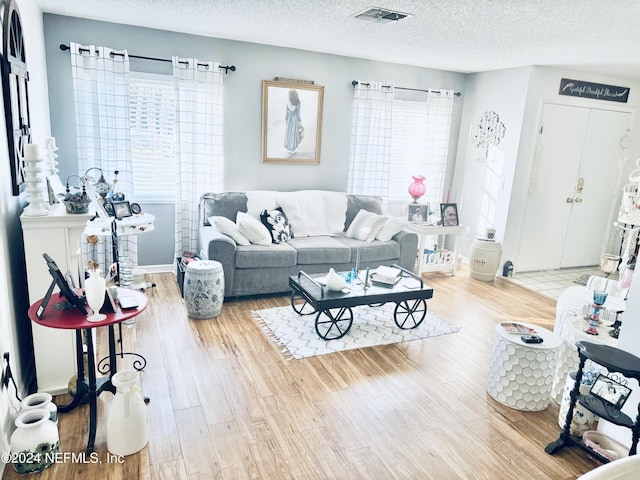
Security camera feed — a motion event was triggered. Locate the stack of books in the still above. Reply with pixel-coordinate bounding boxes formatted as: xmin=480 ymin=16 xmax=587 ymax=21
xmin=180 ymin=251 xmax=199 ymax=269
xmin=371 ymin=266 xmax=402 ymax=286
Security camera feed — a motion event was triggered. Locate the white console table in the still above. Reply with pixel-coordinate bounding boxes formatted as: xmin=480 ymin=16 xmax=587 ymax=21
xmin=405 ymin=223 xmax=466 ymax=276
xmin=21 ymin=203 xmax=93 ymax=394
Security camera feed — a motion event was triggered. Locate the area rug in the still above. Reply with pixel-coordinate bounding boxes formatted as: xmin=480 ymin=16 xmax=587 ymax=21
xmin=252 ymin=303 xmax=460 ymax=359
xmin=573 ymin=274 xmax=590 ymax=285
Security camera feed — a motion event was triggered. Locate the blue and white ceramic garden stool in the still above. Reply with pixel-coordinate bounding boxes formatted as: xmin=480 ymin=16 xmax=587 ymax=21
xmin=184 ymin=260 xmax=224 ymax=319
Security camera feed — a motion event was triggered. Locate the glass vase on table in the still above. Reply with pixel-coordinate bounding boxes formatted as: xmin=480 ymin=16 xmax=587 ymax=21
xmin=85 ymin=269 xmax=106 ymax=322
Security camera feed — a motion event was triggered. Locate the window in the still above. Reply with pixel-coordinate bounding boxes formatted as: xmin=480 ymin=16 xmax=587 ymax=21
xmin=389 ymin=98 xmax=453 ymax=208
xmin=128 ymin=73 xmax=176 ymax=203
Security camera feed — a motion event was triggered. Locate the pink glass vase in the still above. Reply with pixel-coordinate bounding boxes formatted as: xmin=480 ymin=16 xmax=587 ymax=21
xmin=408 ymin=175 xmax=426 ymax=203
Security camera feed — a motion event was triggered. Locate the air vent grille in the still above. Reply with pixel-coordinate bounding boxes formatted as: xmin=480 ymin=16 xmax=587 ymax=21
xmin=353 ymin=7 xmax=412 ymax=24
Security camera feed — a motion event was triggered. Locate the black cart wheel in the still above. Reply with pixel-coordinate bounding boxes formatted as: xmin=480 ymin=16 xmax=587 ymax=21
xmin=290 ymin=291 xmax=316 ymax=315
xmin=394 ymin=299 xmax=427 ymax=329
xmin=315 ymin=307 xmax=353 ymax=340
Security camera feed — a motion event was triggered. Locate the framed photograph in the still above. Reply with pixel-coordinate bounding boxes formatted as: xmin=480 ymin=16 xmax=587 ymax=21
xmin=589 ymin=374 xmax=632 ymax=410
xmin=96 ymin=198 xmax=111 ymax=222
xmin=440 ymin=203 xmax=459 ymax=226
xmin=262 ymin=80 xmax=324 ymax=164
xmin=39 ymin=253 xmax=87 ymax=317
xmin=102 ymin=198 xmax=115 ymax=217
xmin=113 ymin=201 xmax=132 ymax=220
xmin=408 ymin=204 xmax=429 ymax=223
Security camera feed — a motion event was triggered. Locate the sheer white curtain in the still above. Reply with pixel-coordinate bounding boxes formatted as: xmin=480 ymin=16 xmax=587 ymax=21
xmin=172 ymin=57 xmax=224 ymax=258
xmin=347 ymin=81 xmax=394 ymax=200
xmin=70 ymin=42 xmax=137 ymax=268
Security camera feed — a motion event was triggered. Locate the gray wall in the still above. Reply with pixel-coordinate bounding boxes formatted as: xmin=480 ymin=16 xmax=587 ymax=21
xmin=43 ymin=14 xmax=467 ymax=266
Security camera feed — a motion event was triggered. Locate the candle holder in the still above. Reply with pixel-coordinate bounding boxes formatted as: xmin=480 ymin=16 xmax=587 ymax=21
xmin=22 ymin=144 xmax=50 ymax=217
xmin=585 ymin=290 xmax=608 ymax=335
xmin=45 ymin=137 xmax=58 ymax=176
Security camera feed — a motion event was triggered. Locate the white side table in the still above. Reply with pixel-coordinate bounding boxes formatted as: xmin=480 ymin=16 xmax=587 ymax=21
xmin=405 ymin=223 xmax=466 ymax=276
xmin=486 ymin=322 xmax=561 ymax=411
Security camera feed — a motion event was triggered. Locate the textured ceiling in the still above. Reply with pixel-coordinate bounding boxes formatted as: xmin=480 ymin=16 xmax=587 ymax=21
xmin=35 ymin=0 xmax=640 ymax=80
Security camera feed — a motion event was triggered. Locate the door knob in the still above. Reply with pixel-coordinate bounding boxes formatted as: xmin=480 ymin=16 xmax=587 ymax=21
xmin=574 ymin=197 xmax=583 ymax=203
xmin=566 ymin=197 xmax=574 ymax=203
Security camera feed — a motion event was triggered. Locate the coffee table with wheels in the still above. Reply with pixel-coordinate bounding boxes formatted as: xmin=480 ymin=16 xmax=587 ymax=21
xmin=289 ymin=265 xmax=434 ymax=340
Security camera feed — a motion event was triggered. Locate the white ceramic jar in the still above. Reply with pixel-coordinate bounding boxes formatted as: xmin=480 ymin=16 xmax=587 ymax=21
xmin=10 ymin=408 xmax=60 ymax=474
xmin=21 ymin=392 xmax=58 ymax=424
xmin=106 ymin=370 xmax=148 ymax=456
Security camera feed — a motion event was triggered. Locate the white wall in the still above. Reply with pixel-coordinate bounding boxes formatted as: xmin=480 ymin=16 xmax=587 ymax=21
xmin=43 ymin=14 xmax=467 ymax=266
xmin=0 ymin=0 xmax=52 ymax=472
xmin=453 ymin=66 xmax=640 ymax=273
xmin=451 ymin=67 xmax=530 ymax=257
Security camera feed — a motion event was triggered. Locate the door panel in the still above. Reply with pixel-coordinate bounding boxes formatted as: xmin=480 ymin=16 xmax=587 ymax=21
xmin=561 ymin=109 xmax=630 ymax=267
xmin=517 ymin=103 xmax=630 ymax=272
xmin=517 ymin=104 xmax=588 ymax=271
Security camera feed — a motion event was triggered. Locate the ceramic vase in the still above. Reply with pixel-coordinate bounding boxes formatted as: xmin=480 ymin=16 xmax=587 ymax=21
xmin=21 ymin=392 xmax=58 ymax=424
xmin=408 ymin=175 xmax=426 ymax=203
xmin=106 ymin=370 xmax=148 ymax=456
xmin=557 ymin=371 xmax=599 ymax=435
xmin=85 ymin=270 xmax=106 ymax=321
xmin=326 ymin=268 xmax=347 ymax=291
xmin=10 ymin=408 xmax=59 ymax=474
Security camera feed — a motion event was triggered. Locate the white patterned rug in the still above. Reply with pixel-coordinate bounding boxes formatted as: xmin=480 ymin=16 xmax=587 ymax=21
xmin=252 ymin=303 xmax=460 ymax=359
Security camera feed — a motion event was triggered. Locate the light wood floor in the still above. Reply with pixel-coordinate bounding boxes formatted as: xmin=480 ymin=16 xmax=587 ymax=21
xmin=3 ymin=268 xmax=602 ymax=480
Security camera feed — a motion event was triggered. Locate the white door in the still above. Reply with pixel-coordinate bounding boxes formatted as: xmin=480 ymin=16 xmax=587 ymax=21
xmin=561 ymin=108 xmax=631 ymax=267
xmin=517 ymin=103 xmax=630 ymax=271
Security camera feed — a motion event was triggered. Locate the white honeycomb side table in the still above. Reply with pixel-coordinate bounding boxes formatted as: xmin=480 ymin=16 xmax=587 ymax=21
xmin=486 ymin=322 xmax=561 ymax=411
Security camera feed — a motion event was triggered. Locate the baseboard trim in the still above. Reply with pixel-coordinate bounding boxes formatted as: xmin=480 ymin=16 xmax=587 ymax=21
xmin=137 ymin=263 xmax=175 ymax=274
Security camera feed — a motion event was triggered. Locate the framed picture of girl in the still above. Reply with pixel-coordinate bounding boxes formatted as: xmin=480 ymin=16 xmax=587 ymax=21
xmin=262 ymin=80 xmax=324 ymax=165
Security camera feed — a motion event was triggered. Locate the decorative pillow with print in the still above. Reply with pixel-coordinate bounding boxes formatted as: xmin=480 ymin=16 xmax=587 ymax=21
xmin=260 ymin=207 xmax=294 ymax=244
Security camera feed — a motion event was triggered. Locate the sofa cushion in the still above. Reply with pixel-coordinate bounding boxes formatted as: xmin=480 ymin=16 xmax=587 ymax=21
xmin=209 ymin=216 xmax=251 ymax=246
xmin=235 ymin=243 xmax=297 ymax=269
xmin=201 ymin=192 xmax=248 ymax=225
xmin=345 ymin=209 xmax=387 ymax=242
xmin=345 ymin=195 xmax=383 ymax=231
xmin=260 ymin=207 xmax=294 ymax=244
xmin=236 ymin=212 xmax=272 ymax=246
xmin=288 ymin=236 xmax=351 ymax=265
xmin=336 ymin=236 xmax=401 ymax=263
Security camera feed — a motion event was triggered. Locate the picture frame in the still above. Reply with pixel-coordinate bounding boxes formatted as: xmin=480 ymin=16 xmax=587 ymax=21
xmin=589 ymin=374 xmax=632 ymax=410
xmin=102 ymin=198 xmax=115 ymax=217
xmin=440 ymin=203 xmax=459 ymax=226
xmin=408 ymin=204 xmax=430 ymax=223
xmin=39 ymin=253 xmax=87 ymax=317
xmin=113 ymin=201 xmax=132 ymax=220
xmin=95 ymin=198 xmax=111 ymax=222
xmin=262 ymin=80 xmax=324 ymax=165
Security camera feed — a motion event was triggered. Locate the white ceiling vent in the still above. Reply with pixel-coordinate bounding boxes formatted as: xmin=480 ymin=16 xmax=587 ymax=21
xmin=352 ymin=7 xmax=413 ymax=24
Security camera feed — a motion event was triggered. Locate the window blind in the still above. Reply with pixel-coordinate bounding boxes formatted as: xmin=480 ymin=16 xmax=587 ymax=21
xmin=389 ymin=98 xmax=452 ymax=207
xmin=128 ymin=75 xmax=176 ymax=203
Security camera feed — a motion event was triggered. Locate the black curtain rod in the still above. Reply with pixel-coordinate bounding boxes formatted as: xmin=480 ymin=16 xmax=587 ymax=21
xmin=59 ymin=44 xmax=236 ymax=74
xmin=351 ymin=80 xmax=460 ymax=97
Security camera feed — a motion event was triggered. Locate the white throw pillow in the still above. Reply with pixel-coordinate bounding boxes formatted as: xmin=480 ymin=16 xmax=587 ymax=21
xmin=376 ymin=216 xmax=408 ymax=241
xmin=236 ymin=212 xmax=272 ymax=246
xmin=209 ymin=216 xmax=251 ymax=246
xmin=345 ymin=209 xmax=387 ymax=242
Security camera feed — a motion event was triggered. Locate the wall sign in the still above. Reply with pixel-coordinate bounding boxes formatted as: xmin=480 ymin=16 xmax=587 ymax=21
xmin=559 ymin=78 xmax=630 ymax=103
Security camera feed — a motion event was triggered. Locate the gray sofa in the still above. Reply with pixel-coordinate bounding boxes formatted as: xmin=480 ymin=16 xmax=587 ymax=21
xmin=198 ymin=190 xmax=419 ymax=298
